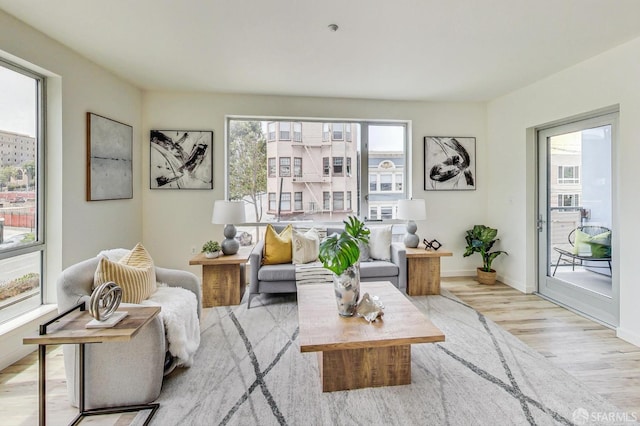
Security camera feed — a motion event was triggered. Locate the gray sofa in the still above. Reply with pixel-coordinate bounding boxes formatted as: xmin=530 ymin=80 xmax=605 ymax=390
xmin=56 ymin=256 xmax=201 ymax=409
xmin=248 ymin=225 xmax=406 ymax=308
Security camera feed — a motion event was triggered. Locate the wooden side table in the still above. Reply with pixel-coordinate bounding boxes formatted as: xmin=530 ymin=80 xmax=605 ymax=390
xmin=189 ymin=245 xmax=253 ymax=307
xmin=405 ymin=246 xmax=453 ymax=295
xmin=23 ymin=304 xmax=161 ymax=426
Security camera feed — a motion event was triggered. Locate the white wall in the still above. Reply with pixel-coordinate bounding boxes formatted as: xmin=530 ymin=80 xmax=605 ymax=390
xmin=487 ymin=36 xmax=640 ymax=346
xmin=142 ymin=92 xmax=488 ymax=277
xmin=0 ymin=9 xmax=143 ymax=368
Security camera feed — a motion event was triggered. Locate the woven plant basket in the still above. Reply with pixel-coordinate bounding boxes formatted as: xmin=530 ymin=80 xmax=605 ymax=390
xmin=477 ymin=267 xmax=497 ymax=285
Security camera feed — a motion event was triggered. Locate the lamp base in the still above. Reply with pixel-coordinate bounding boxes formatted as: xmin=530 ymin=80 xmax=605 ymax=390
xmin=404 ymin=220 xmax=420 ymax=248
xmin=221 ymin=224 xmax=240 ymax=255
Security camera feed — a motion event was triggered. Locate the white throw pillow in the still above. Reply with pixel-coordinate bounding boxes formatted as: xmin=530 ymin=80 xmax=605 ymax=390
xmin=292 ymin=228 xmax=320 ymax=264
xmin=368 ymin=225 xmax=392 ymax=261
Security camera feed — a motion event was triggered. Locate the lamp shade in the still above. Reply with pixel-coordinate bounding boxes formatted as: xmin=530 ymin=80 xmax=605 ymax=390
xmin=397 ymin=199 xmax=426 ymax=221
xmin=212 ymin=200 xmax=246 ymax=224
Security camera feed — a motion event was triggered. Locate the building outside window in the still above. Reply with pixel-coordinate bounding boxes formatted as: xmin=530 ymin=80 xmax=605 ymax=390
xmin=268 ymin=157 xmax=276 ymax=177
xmin=294 ymin=192 xmax=303 ymax=210
xmin=333 ymin=192 xmax=344 ymax=210
xmin=346 ymin=157 xmax=352 ymax=176
xmin=346 ymin=124 xmax=352 ymax=142
xmin=395 ymin=173 xmax=403 ymax=191
xmin=0 ymin=61 xmax=45 ymax=324
xmin=323 ymin=191 xmax=330 ymax=210
xmin=323 ymin=157 xmax=330 ymax=176
xmin=332 ymin=123 xmax=344 ymax=140
xmin=558 ymin=165 xmax=580 ymax=184
xmin=369 ymin=173 xmax=377 ymax=192
xmin=369 ymin=207 xmax=378 ymax=220
xmin=381 ymin=206 xmax=393 ymax=219
xmin=279 ymin=157 xmax=291 ymax=176
xmin=380 ymin=173 xmax=392 ymax=191
xmin=280 ymin=192 xmax=291 ymax=211
xmin=558 ymin=193 xmax=580 ymax=208
xmin=268 ymin=122 xmax=276 ymax=141
xmin=293 ymin=122 xmax=302 ymax=142
xmin=279 ymin=122 xmax=291 ymax=140
xmin=333 ymin=157 xmax=343 ymax=175
xmin=294 ymin=157 xmax=302 ymax=177
xmin=347 ymin=191 xmax=352 ymax=210
xmin=322 ymin=123 xmax=330 ymax=141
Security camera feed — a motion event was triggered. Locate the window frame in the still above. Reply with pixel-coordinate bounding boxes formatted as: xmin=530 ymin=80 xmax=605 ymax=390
xmin=279 ymin=122 xmax=291 ymax=141
xmin=293 ymin=157 xmax=302 ymax=177
xmin=0 ymin=59 xmax=46 ymax=322
xmin=279 ymin=157 xmax=291 ymax=177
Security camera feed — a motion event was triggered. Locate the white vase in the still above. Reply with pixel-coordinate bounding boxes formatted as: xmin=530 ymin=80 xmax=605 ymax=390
xmin=332 ymin=264 xmax=360 ymax=317
xmin=204 ymin=251 xmax=220 ymax=259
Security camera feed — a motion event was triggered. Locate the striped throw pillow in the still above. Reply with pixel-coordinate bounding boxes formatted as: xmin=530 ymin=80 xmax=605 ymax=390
xmin=94 ymin=243 xmax=156 ymax=303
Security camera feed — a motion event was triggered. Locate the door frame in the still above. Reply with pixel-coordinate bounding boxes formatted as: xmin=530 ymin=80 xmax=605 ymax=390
xmin=535 ymin=111 xmax=620 ymax=327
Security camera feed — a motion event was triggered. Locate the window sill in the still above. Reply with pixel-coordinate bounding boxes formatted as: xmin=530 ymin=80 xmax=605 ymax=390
xmin=0 ymin=304 xmax=57 ymax=337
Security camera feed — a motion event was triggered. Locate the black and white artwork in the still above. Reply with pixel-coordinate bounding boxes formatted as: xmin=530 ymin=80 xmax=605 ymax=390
xmin=424 ymin=136 xmax=476 ymax=191
xmin=150 ymin=130 xmax=213 ymax=189
xmin=87 ymin=113 xmax=133 ymax=201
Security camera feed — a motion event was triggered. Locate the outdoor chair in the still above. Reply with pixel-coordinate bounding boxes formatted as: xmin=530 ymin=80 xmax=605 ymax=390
xmin=552 ymin=225 xmax=612 ymax=276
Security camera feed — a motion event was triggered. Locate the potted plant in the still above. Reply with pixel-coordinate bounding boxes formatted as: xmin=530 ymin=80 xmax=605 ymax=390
xmin=319 ymin=216 xmax=370 ymax=316
xmin=463 ymin=225 xmax=508 ymax=285
xmin=202 ymin=240 xmax=221 ymax=259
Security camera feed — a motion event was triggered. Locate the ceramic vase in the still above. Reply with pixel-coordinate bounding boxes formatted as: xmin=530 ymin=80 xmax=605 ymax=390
xmin=333 ymin=264 xmax=360 ymax=316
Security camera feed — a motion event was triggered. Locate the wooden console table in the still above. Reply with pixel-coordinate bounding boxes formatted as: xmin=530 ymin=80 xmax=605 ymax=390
xmin=189 ymin=246 xmax=252 ymax=307
xmin=405 ymin=247 xmax=453 ymax=295
xmin=23 ymin=304 xmax=161 ymax=426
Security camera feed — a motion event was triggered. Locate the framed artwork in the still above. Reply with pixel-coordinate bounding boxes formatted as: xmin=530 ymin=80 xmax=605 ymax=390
xmin=86 ymin=112 xmax=133 ymax=201
xmin=424 ymin=136 xmax=476 ymax=191
xmin=150 ymin=130 xmax=213 ymax=189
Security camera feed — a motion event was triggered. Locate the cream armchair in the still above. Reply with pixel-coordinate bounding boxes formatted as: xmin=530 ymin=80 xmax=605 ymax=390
xmin=56 ymin=256 xmax=201 ymax=409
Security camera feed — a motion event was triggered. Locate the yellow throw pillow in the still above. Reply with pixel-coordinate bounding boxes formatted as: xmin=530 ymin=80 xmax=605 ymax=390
xmin=94 ymin=243 xmax=156 ymax=303
xmin=263 ymin=224 xmax=293 ymax=265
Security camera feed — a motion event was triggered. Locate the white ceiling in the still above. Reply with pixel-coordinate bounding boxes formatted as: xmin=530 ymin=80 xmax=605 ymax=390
xmin=2 ymin=0 xmax=640 ymax=102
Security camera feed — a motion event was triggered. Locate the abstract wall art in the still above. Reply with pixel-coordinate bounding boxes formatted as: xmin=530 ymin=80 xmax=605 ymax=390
xmin=150 ymin=130 xmax=213 ymax=189
xmin=424 ymin=136 xmax=476 ymax=191
xmin=86 ymin=112 xmax=133 ymax=201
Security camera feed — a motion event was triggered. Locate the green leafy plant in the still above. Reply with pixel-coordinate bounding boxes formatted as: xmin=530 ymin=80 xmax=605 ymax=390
xmin=318 ymin=216 xmax=370 ymax=276
xmin=202 ymin=240 xmax=221 ymax=253
xmin=463 ymin=225 xmax=508 ymax=272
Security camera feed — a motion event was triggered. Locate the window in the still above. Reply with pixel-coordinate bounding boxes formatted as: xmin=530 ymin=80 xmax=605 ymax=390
xmin=293 ymin=122 xmax=302 ymax=142
xmin=279 ymin=122 xmax=291 ymax=140
xmin=380 ymin=173 xmax=392 ymax=191
xmin=558 ymin=194 xmax=580 ymax=207
xmin=333 ymin=157 xmax=343 ymax=175
xmin=280 ymin=192 xmax=291 ymax=211
xmin=369 ymin=207 xmax=378 ymax=220
xmin=333 ymin=192 xmax=344 ymax=210
xmin=228 ymin=119 xmax=407 ymax=224
xmin=294 ymin=192 xmax=303 ymax=210
xmin=369 ymin=173 xmax=377 ymax=192
xmin=268 ymin=157 xmax=276 ymax=177
xmin=279 ymin=157 xmax=291 ymax=176
xmin=294 ymin=157 xmax=302 ymax=177
xmin=322 ymin=123 xmax=330 ymax=141
xmin=267 ymin=122 xmax=276 ymax=141
xmin=396 ymin=173 xmax=403 ymax=191
xmin=0 ymin=61 xmax=44 ymax=324
xmin=332 ymin=123 xmax=344 ymax=140
xmin=381 ymin=206 xmax=393 ymax=219
xmin=558 ymin=165 xmax=580 ymax=184
xmin=323 ymin=157 xmax=330 ymax=176
xmin=268 ymin=192 xmax=276 ymax=210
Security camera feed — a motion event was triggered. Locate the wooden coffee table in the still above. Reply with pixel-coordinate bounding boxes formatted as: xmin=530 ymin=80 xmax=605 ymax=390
xmin=297 ymin=281 xmax=445 ymax=392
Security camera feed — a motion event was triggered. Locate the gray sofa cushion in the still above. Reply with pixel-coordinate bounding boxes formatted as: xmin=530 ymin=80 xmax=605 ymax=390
xmin=360 ymin=261 xmax=399 ymax=278
xmin=258 ymin=263 xmax=296 ymax=281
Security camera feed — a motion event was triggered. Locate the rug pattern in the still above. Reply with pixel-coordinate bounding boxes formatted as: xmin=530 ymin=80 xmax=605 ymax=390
xmin=139 ymin=291 xmax=627 ymax=426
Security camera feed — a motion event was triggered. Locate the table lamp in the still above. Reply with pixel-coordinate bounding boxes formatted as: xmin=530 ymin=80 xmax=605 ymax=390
xmin=212 ymin=200 xmax=246 ymax=255
xmin=397 ymin=199 xmax=427 ymax=248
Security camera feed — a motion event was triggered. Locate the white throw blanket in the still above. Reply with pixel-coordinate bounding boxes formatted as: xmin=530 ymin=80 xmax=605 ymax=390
xmin=142 ymin=285 xmax=201 ymax=371
xmin=295 ymin=261 xmax=333 ymax=285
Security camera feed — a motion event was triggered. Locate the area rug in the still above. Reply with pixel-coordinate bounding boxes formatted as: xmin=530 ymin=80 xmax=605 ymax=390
xmin=135 ymin=290 xmax=628 ymax=426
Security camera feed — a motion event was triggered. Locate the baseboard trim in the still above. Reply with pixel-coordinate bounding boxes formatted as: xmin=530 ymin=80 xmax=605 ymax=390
xmin=616 ymin=327 xmax=640 ymax=347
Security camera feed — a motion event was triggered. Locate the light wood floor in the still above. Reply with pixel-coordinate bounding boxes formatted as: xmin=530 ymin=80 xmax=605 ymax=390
xmin=1 ymin=277 xmax=638 ymax=425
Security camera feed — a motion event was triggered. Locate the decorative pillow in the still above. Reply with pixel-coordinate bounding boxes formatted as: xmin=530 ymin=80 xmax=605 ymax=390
xmin=292 ymin=228 xmax=320 ymax=264
xmin=93 ymin=242 xmax=157 ymax=304
xmin=263 ymin=224 xmax=293 ymax=265
xmin=358 ymin=241 xmax=370 ymax=262
xmin=572 ymin=230 xmax=592 ymax=256
xmin=368 ymin=225 xmax=392 ymax=261
xmin=573 ymin=230 xmax=611 ymax=257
